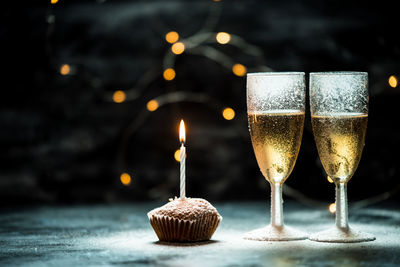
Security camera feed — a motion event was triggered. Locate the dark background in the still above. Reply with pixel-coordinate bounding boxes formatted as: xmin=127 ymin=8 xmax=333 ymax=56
xmin=1 ymin=0 xmax=399 ymax=207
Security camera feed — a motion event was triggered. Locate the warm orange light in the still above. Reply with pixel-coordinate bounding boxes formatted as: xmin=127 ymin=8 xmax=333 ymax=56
xmin=146 ymin=99 xmax=159 ymax=111
xmin=174 ymin=149 xmax=187 ymax=162
xmin=179 ymin=119 xmax=186 ymax=143
xmin=60 ymin=64 xmax=70 ymax=75
xmin=165 ymin=31 xmax=179 ymax=44
xmin=216 ymin=32 xmax=231 ymax=44
xmin=120 ymin=173 xmax=131 ymax=186
xmin=113 ymin=90 xmax=126 ymax=103
xmin=389 ymin=75 xmax=398 ymax=88
xmin=222 ymin=107 xmax=235 ymax=120
xmin=171 ymin=42 xmax=185 ymax=55
xmin=174 ymin=149 xmax=181 ymax=162
xmin=327 ymin=176 xmax=334 ymax=183
xmin=163 ymin=68 xmax=176 ymax=81
xmin=328 ymin=203 xmax=336 ymax=214
xmin=232 ymin=63 xmax=247 ymax=77
xmin=51 ymin=0 xmax=58 ymax=4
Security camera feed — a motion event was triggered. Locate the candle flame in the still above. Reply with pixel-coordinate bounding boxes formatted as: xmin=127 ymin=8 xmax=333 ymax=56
xmin=179 ymin=119 xmax=186 ymax=143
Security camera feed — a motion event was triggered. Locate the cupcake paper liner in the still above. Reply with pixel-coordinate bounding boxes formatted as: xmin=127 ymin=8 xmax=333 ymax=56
xmin=148 ymin=212 xmax=221 ymax=242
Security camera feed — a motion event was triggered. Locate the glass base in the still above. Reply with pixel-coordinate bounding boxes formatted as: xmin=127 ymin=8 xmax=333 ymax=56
xmin=309 ymin=227 xmax=375 ymax=243
xmin=243 ymin=225 xmax=308 ymax=241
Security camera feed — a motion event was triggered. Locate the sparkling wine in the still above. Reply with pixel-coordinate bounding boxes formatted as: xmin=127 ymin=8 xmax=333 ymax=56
xmin=312 ymin=113 xmax=368 ymax=183
xmin=248 ymin=110 xmax=305 ymax=184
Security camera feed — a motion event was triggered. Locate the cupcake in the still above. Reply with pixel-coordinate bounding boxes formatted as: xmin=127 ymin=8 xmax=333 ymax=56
xmin=148 ymin=197 xmax=222 ymax=242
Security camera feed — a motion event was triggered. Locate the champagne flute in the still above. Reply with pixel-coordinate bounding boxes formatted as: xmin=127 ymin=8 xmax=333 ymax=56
xmin=244 ymin=72 xmax=307 ymax=241
xmin=309 ymin=72 xmax=375 ymax=243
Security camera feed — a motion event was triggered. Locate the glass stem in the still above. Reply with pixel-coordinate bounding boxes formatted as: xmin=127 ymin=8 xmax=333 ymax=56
xmin=270 ymin=183 xmax=284 ymax=228
xmin=335 ymin=182 xmax=349 ymax=230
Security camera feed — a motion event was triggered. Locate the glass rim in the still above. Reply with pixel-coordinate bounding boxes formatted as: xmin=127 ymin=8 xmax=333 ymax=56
xmin=247 ymin=72 xmax=305 ymax=76
xmin=310 ymin=71 xmax=368 ymax=76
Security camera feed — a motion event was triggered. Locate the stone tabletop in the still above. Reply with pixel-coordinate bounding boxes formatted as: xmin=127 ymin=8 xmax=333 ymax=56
xmin=0 ymin=202 xmax=399 ymax=266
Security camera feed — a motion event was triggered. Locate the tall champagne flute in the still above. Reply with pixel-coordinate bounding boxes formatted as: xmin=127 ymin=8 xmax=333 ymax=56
xmin=309 ymin=72 xmax=375 ymax=243
xmin=244 ymin=72 xmax=307 ymax=241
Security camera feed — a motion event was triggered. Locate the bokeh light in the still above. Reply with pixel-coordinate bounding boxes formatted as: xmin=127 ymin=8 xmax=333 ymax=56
xmin=174 ymin=149 xmax=187 ymax=162
xmin=146 ymin=99 xmax=159 ymax=112
xmin=232 ymin=63 xmax=247 ymax=77
xmin=174 ymin=149 xmax=181 ymax=162
xmin=388 ymin=75 xmax=398 ymax=88
xmin=120 ymin=173 xmax=131 ymax=186
xmin=222 ymin=107 xmax=235 ymax=120
xmin=328 ymin=203 xmax=336 ymax=214
xmin=163 ymin=68 xmax=176 ymax=81
xmin=171 ymin=42 xmax=185 ymax=55
xmin=113 ymin=90 xmax=126 ymax=103
xmin=51 ymin=0 xmax=58 ymax=4
xmin=60 ymin=64 xmax=70 ymax=75
xmin=216 ymin=32 xmax=231 ymax=44
xmin=165 ymin=31 xmax=179 ymax=44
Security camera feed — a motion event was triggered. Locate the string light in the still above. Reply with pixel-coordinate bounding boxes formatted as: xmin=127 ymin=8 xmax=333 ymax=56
xmin=171 ymin=42 xmax=185 ymax=55
xmin=163 ymin=68 xmax=176 ymax=81
xmin=174 ymin=149 xmax=181 ymax=162
xmin=165 ymin=31 xmax=179 ymax=44
xmin=388 ymin=75 xmax=398 ymax=88
xmin=113 ymin=90 xmax=126 ymax=103
xmin=146 ymin=99 xmax=159 ymax=111
xmin=43 ymin=0 xmax=398 ymax=209
xmin=60 ymin=64 xmax=70 ymax=75
xmin=222 ymin=107 xmax=235 ymax=120
xmin=120 ymin=173 xmax=131 ymax=186
xmin=216 ymin=32 xmax=231 ymax=44
xmin=232 ymin=63 xmax=247 ymax=77
xmin=328 ymin=203 xmax=336 ymax=214
xmin=174 ymin=149 xmax=187 ymax=162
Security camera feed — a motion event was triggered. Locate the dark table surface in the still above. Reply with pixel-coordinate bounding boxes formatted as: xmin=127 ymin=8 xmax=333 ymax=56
xmin=0 ymin=201 xmax=399 ymax=266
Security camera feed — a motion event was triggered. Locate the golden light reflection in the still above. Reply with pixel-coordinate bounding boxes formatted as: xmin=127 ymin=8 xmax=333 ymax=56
xmin=232 ymin=63 xmax=247 ymax=77
xmin=113 ymin=90 xmax=126 ymax=103
xmin=120 ymin=173 xmax=131 ymax=186
xmin=146 ymin=99 xmax=159 ymax=111
xmin=216 ymin=32 xmax=231 ymax=44
xmin=222 ymin=107 xmax=235 ymax=120
xmin=327 ymin=176 xmax=334 ymax=183
xmin=389 ymin=75 xmax=398 ymax=88
xmin=171 ymin=42 xmax=185 ymax=55
xmin=329 ymin=203 xmax=336 ymax=214
xmin=163 ymin=68 xmax=176 ymax=81
xmin=165 ymin=31 xmax=179 ymax=44
xmin=51 ymin=0 xmax=58 ymax=4
xmin=179 ymin=119 xmax=186 ymax=143
xmin=60 ymin=64 xmax=70 ymax=75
